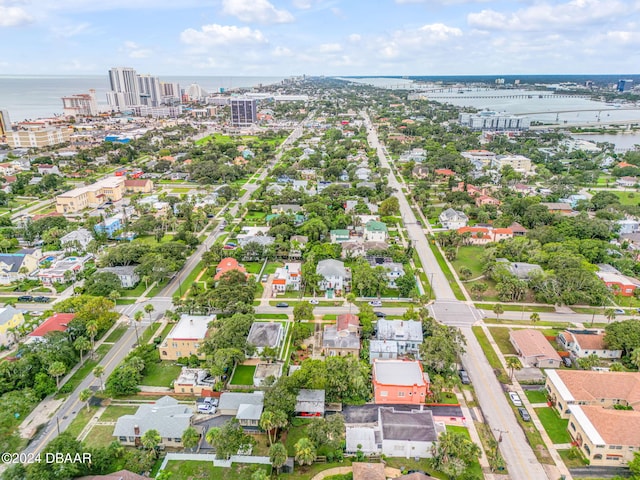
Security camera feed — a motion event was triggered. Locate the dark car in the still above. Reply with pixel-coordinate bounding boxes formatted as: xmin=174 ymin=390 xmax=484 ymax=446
xmin=518 ymin=407 xmax=531 ymax=422
xmin=17 ymin=295 xmax=33 ymax=302
xmin=33 ymin=296 xmax=50 ymax=303
xmin=374 ymin=311 xmax=386 ymax=318
xmin=562 ymin=357 xmax=572 ymax=368
xmin=458 ymin=369 xmax=470 ymax=385
xmin=276 ymin=302 xmax=289 ymax=308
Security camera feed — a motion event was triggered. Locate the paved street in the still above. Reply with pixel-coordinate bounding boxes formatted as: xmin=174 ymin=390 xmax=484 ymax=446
xmin=363 ymin=111 xmax=551 ymax=480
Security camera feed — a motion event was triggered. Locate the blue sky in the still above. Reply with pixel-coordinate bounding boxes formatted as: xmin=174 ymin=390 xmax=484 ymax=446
xmin=0 ymin=0 xmax=639 ymax=75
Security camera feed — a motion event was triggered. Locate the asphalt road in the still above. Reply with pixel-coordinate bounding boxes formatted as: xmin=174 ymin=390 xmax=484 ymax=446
xmin=363 ymin=111 xmax=550 ymax=480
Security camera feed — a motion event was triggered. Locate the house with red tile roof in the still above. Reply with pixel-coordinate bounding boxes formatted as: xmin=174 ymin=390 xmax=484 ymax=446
xmin=214 ymin=257 xmax=247 ymax=281
xmin=557 ymin=330 xmax=622 ymax=360
xmin=457 ymin=226 xmax=513 ymax=245
xmin=545 ymin=370 xmax=640 ymax=467
xmin=26 ymin=313 xmax=75 ymax=343
xmin=434 ymin=168 xmax=455 ymax=177
xmin=475 ymin=194 xmax=501 ymax=207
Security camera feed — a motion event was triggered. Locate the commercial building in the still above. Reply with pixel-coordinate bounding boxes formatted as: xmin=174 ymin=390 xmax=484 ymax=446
xmin=0 ymin=110 xmax=10 ymax=136
xmin=61 ymin=90 xmax=98 ymax=117
xmin=56 ymin=176 xmax=125 ymax=214
xmin=6 ymin=124 xmax=72 ymax=148
xmin=618 ymin=79 xmax=634 ymax=92
xmin=160 ymin=314 xmax=215 ymax=360
xmin=493 ymin=154 xmax=533 ymax=174
xmin=459 ymin=111 xmax=530 ymax=131
xmin=137 ymin=74 xmax=162 ymax=107
xmin=372 ymin=359 xmax=430 ymax=405
xmin=230 ymin=98 xmax=257 ymax=126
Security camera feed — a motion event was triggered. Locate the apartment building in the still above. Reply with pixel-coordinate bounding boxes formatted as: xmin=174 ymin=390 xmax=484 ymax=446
xmin=56 ymin=176 xmax=125 ymax=214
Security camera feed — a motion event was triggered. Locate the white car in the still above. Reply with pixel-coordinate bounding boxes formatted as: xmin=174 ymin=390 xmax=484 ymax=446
xmin=508 ymin=392 xmax=522 ymax=407
xmin=369 ymin=300 xmax=382 ymax=307
xmin=309 ymin=299 xmax=319 ymax=305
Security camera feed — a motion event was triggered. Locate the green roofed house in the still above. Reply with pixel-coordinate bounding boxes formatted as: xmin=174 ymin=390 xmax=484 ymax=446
xmin=330 ymin=229 xmax=351 ymax=243
xmin=365 ymin=220 xmax=388 ymax=242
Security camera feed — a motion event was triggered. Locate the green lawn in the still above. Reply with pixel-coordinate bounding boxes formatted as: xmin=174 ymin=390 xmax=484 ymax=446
xmin=487 ymin=327 xmax=518 ymax=355
xmin=428 ymin=240 xmax=466 ymax=301
xmin=475 ymin=303 xmax=555 ymax=313
xmin=158 ymin=323 xmax=174 ymax=340
xmin=284 ymin=422 xmax=312 ymax=456
xmin=122 ymin=281 xmax=149 ymax=298
xmin=323 ymin=314 xmax=337 ymax=320
xmin=178 ymin=260 xmax=207 ymax=295
xmin=83 ymin=425 xmax=115 ymax=448
xmin=230 ymin=365 xmax=256 ymax=385
xmin=104 ymin=325 xmax=128 ymax=343
xmin=472 ymin=326 xmax=510 ymax=384
xmin=558 ymin=448 xmax=589 ymax=468
xmin=243 ymin=262 xmax=263 ymax=274
xmin=115 ymin=299 xmax=136 ymax=305
xmin=535 ymin=407 xmax=571 ymax=444
xmin=255 ymin=313 xmax=288 ymax=319
xmin=66 ymin=406 xmax=99 ymax=439
xmin=162 ymin=461 xmax=271 ymax=480
xmin=140 ymin=359 xmax=183 ymax=387
xmin=524 ymin=389 xmax=549 ymax=404
xmin=445 ymin=426 xmax=483 ymax=477
xmin=452 ymin=246 xmax=485 ymax=278
xmin=611 ymin=191 xmax=640 ymax=206
xmin=99 ymin=405 xmax=138 ymax=422
xmin=265 ymin=262 xmax=283 ymax=274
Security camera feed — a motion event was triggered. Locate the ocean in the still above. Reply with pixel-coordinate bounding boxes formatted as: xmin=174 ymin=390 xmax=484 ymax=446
xmin=0 ymin=75 xmax=288 ymax=122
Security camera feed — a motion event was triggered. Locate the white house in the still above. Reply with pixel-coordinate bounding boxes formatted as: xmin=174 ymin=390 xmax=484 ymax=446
xmin=439 ymin=208 xmax=468 ymax=230
xmin=557 ymin=330 xmax=622 ymax=360
xmin=364 ymin=220 xmax=388 ymax=242
xmin=60 ymin=228 xmax=94 ymax=252
xmin=271 ymin=262 xmax=301 ymax=292
xmin=345 ymin=407 xmax=444 ymax=459
xmin=316 ymin=259 xmax=349 ymax=296
xmin=97 ymin=265 xmax=140 ymax=288
xmin=370 ymin=319 xmax=423 ymax=363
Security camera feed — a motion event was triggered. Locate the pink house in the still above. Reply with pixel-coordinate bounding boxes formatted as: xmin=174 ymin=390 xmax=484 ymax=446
xmin=372 ymin=360 xmax=430 ymax=405
xmin=475 ymin=194 xmax=501 ymax=207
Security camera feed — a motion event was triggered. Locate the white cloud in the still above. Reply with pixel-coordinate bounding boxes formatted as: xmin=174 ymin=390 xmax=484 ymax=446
xmin=272 ymin=46 xmax=293 ymax=56
xmin=318 ymin=43 xmax=342 ymax=53
xmin=292 ymin=0 xmax=312 ymax=8
xmin=51 ymin=22 xmax=91 ymax=38
xmin=221 ymin=0 xmax=294 ymax=24
xmin=348 ymin=34 xmax=361 ymax=43
xmin=0 ymin=5 xmax=32 ymax=27
xmin=468 ymin=0 xmax=637 ymax=32
xmin=180 ymin=24 xmax=267 ymax=47
xmin=123 ymin=41 xmax=153 ymax=58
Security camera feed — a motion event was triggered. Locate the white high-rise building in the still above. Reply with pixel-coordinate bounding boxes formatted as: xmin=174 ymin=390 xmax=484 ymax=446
xmin=138 ymin=74 xmax=162 ymax=107
xmin=107 ymin=67 xmax=141 ymax=109
xmin=186 ymin=83 xmax=207 ymax=101
xmin=160 ymin=82 xmax=181 ymax=103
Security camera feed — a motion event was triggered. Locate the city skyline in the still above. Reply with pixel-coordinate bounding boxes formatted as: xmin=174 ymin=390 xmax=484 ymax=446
xmin=0 ymin=0 xmax=639 ymax=76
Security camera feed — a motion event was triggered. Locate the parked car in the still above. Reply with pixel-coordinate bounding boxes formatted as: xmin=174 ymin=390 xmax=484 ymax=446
xmin=276 ymin=302 xmax=289 ymax=308
xmin=518 ymin=407 xmax=531 ymax=422
xmin=458 ymin=369 xmax=470 ymax=385
xmin=197 ymin=403 xmax=216 ymax=414
xmin=374 ymin=311 xmax=386 ymax=318
xmin=261 ymin=275 xmax=268 ymax=282
xmin=562 ymin=357 xmax=573 ymax=368
xmin=614 ymin=308 xmax=625 ymax=314
xmin=369 ymin=300 xmax=382 ymax=307
xmin=508 ymin=392 xmax=523 ymax=407
xmin=309 ymin=299 xmax=319 ymax=305
xmin=33 ymin=296 xmax=50 ymax=303
xmin=17 ymin=295 xmax=33 ymax=302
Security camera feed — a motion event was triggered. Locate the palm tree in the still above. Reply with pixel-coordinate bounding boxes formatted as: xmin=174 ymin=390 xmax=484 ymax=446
xmin=74 ymin=336 xmax=91 ymax=363
xmin=631 ymin=348 xmax=640 ymax=370
xmin=93 ymin=365 xmax=105 ymax=391
xmin=144 ymin=304 xmax=155 ymax=322
xmin=142 ymin=275 xmax=151 ymax=291
xmin=529 ymin=312 xmax=540 ymax=324
xmin=260 ymin=410 xmax=288 ymax=446
xmin=108 ymin=290 xmax=120 ymax=304
xmin=269 ymin=443 xmax=287 ymax=474
xmin=79 ymin=388 xmax=92 ymax=411
xmin=181 ymin=426 xmax=200 ymax=452
xmin=493 ymin=303 xmax=504 ymax=321
xmin=506 ymin=357 xmax=522 ymax=380
xmin=133 ymin=311 xmax=143 ymax=344
xmin=294 ymin=437 xmax=316 ymax=466
xmin=346 ymin=292 xmax=356 ymax=315
xmin=86 ymin=321 xmax=98 ymax=356
xmin=141 ymin=429 xmax=161 ymax=458
xmin=48 ymin=361 xmax=66 ymax=389
xmin=604 ymin=308 xmax=617 ymax=324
